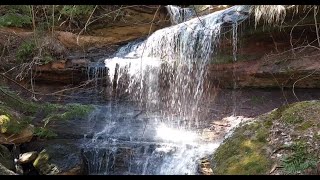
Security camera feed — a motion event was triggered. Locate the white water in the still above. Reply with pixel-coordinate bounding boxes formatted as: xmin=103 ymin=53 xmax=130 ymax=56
xmin=84 ymin=5 xmax=250 ymax=175
xmin=166 ymin=5 xmax=196 ymax=24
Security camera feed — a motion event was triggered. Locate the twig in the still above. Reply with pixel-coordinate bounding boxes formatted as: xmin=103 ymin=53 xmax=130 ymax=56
xmin=270 ymin=72 xmax=289 ymax=105
xmin=270 ymin=33 xmax=280 ymax=53
xmin=269 ymin=164 xmax=283 ymax=174
xmin=314 ymin=6 xmax=320 ymax=47
xmin=292 ymin=69 xmax=317 ymax=101
xmin=84 ymin=5 xmax=142 ymax=27
xmin=0 ymin=73 xmax=94 ymax=98
xmin=76 ymin=5 xmax=98 ymax=45
xmin=289 ymin=7 xmax=313 ymax=57
xmin=50 ymin=80 xmax=94 ymax=95
xmin=52 ymin=5 xmax=55 ymax=36
xmin=0 ymin=87 xmax=25 ymax=104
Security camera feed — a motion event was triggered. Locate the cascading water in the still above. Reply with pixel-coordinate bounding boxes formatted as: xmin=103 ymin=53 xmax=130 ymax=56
xmin=82 ymin=5 xmax=250 ymax=175
xmin=166 ymin=5 xmax=196 ymax=24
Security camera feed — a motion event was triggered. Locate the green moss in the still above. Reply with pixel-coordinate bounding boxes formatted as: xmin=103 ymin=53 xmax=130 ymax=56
xmin=280 ymin=101 xmax=320 ymax=124
xmin=212 ymin=100 xmax=320 ymax=175
xmin=0 ymin=86 xmax=94 ymax=139
xmin=263 ymin=119 xmax=273 ymax=129
xmin=256 ymin=128 xmax=269 ymax=143
xmin=281 ymin=113 xmax=304 ymax=124
xmin=295 ymin=121 xmax=313 ymax=131
xmin=33 ymin=149 xmax=50 ymax=169
xmin=0 ymin=115 xmax=10 ymax=133
xmin=212 ymin=122 xmax=272 ymax=175
xmin=261 ymin=101 xmax=320 ymax=125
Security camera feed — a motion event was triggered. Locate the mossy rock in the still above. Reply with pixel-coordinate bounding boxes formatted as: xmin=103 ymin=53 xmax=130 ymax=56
xmin=212 ymin=122 xmax=272 ymax=175
xmin=0 ymin=105 xmax=34 ymax=144
xmin=0 ymin=124 xmax=34 ymax=144
xmin=211 ymin=100 xmax=320 ymax=175
xmin=1 ymin=86 xmax=94 ymax=140
xmin=33 ymin=149 xmax=59 ymax=175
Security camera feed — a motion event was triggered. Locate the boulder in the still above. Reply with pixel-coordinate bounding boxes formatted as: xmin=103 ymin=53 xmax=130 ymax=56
xmin=17 ymin=151 xmax=38 ymax=164
xmin=0 ymin=124 xmax=34 ymax=144
xmin=0 ymin=144 xmax=14 ymax=171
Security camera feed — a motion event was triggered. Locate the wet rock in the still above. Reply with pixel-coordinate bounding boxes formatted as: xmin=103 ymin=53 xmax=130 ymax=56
xmin=0 ymin=124 xmax=34 ymax=144
xmin=17 ymin=151 xmax=38 ymax=164
xmin=33 ymin=149 xmax=59 ymax=175
xmin=58 ymin=166 xmax=82 ymax=175
xmin=0 ymin=163 xmax=17 ymax=175
xmin=198 ymin=158 xmax=213 ymax=175
xmin=14 ymin=163 xmax=23 ymax=175
xmin=26 ymin=140 xmax=84 ymax=175
xmin=0 ymin=144 xmax=14 ymax=171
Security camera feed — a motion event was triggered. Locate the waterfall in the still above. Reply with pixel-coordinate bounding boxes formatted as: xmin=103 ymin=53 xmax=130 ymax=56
xmin=166 ymin=5 xmax=196 ymax=24
xmin=83 ymin=5 xmax=250 ymax=175
xmin=104 ymin=5 xmax=249 ymax=128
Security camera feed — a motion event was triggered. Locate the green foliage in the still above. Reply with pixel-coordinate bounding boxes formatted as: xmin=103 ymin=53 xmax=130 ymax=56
xmin=15 ymin=38 xmax=55 ymax=65
xmin=0 ymin=105 xmax=32 ymax=134
xmin=282 ymin=141 xmax=318 ymax=174
xmin=60 ymin=5 xmax=95 ymax=17
xmin=42 ymin=103 xmax=94 ymax=127
xmin=16 ymin=40 xmax=36 ymax=63
xmin=0 ymin=86 xmax=38 ymax=114
xmin=5 ymin=118 xmax=30 ymax=134
xmin=42 ymin=54 xmax=54 ymax=64
xmin=42 ymin=103 xmax=61 ymax=116
xmin=0 ymin=6 xmax=32 ymax=28
xmin=0 ymin=13 xmax=32 ymax=27
xmin=34 ymin=127 xmax=57 ymax=139
xmin=64 ymin=103 xmax=94 ymax=120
